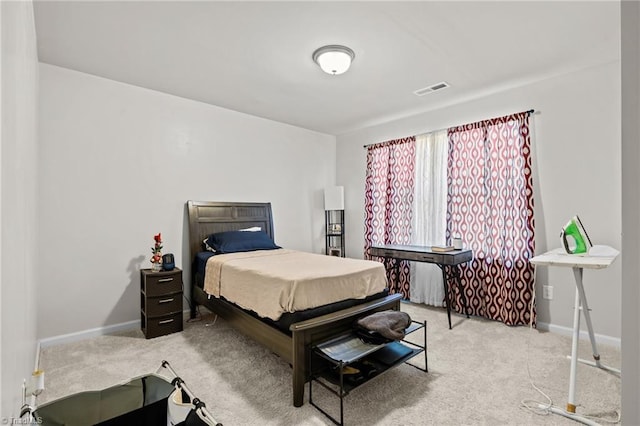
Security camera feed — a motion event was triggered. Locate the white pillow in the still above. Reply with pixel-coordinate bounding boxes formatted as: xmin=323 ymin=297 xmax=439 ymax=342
xmin=203 ymin=238 xmax=216 ymax=252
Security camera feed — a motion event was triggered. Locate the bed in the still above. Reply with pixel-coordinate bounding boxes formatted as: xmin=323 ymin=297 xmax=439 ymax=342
xmin=186 ymin=200 xmax=402 ymax=407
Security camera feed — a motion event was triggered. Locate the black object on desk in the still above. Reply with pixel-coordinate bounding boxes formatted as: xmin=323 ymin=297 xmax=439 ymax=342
xmin=369 ymin=244 xmax=472 ymax=329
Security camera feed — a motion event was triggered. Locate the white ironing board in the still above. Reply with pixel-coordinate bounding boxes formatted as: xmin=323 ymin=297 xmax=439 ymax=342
xmin=530 ymin=245 xmax=620 ymax=425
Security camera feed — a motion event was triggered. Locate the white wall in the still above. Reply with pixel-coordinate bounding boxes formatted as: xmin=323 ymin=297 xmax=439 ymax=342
xmin=1 ymin=0 xmax=40 ymax=418
xmin=621 ymin=1 xmax=640 ymax=423
xmin=336 ymin=60 xmax=621 ymax=341
xmin=38 ymin=64 xmax=335 ymax=339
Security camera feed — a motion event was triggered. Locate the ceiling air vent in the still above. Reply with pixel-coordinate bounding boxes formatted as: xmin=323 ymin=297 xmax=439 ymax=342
xmin=413 ymin=81 xmax=450 ymax=96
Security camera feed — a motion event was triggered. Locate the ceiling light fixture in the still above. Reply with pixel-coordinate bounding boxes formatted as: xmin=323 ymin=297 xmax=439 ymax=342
xmin=312 ymin=45 xmax=355 ymax=75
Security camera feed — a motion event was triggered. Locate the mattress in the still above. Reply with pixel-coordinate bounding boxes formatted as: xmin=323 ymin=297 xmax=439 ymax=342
xmin=199 ymin=249 xmax=388 ymax=321
xmin=249 ymin=289 xmax=390 ymax=334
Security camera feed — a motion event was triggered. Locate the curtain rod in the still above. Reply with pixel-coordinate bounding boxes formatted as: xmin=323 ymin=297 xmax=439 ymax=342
xmin=362 ymin=109 xmax=535 ymax=148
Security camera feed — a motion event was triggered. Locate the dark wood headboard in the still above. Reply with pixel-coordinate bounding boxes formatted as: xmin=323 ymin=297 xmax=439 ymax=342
xmin=186 ymin=201 xmax=274 ymax=262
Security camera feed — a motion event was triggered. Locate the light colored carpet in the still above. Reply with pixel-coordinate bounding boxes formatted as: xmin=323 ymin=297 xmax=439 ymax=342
xmin=38 ymin=302 xmax=621 ymax=425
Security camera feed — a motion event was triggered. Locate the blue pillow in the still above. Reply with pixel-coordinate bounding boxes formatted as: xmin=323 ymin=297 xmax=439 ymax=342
xmin=205 ymin=230 xmax=280 ymax=254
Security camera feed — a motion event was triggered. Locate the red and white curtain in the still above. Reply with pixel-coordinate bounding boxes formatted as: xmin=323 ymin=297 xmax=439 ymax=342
xmin=364 ymin=111 xmax=536 ymax=325
xmin=446 ymin=111 xmax=535 ymax=325
xmin=364 ymin=137 xmax=415 ymax=297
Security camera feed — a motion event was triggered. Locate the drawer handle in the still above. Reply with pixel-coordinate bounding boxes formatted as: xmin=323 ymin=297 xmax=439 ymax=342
xmin=158 ymin=278 xmax=174 ymax=283
xmin=158 ymin=319 xmax=174 ymax=325
xmin=158 ymin=298 xmax=174 ymax=304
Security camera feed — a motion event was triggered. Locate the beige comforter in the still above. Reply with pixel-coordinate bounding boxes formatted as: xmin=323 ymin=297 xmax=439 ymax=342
xmin=204 ymin=249 xmax=387 ymax=320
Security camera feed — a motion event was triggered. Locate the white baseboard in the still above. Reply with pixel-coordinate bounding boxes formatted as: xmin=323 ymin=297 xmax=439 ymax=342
xmin=37 ymin=313 xmax=621 ymax=351
xmin=38 ymin=310 xmax=193 ymax=349
xmin=537 ymin=321 xmax=621 ymax=349
xmin=38 ymin=319 xmax=141 ymax=348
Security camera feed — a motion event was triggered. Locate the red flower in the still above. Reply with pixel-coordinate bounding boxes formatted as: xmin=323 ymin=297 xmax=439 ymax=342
xmin=151 ymin=233 xmax=163 ymax=265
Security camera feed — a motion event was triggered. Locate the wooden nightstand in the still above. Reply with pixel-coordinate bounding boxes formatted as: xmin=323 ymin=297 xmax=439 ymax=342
xmin=140 ymin=268 xmax=183 ymax=338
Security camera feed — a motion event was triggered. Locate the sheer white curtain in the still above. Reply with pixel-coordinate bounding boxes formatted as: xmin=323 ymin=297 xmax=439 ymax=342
xmin=409 ymin=130 xmax=448 ymax=306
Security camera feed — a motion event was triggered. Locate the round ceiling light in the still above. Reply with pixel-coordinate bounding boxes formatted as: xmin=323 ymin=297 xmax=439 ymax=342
xmin=312 ymin=45 xmax=355 ymax=75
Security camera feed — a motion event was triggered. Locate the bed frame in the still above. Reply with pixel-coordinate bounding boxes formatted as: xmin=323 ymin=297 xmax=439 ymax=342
xmin=186 ymin=200 xmax=402 ymax=407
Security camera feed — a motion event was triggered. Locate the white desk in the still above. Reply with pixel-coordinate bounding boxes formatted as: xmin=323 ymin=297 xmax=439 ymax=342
xmin=530 ymin=246 xmax=620 ymax=425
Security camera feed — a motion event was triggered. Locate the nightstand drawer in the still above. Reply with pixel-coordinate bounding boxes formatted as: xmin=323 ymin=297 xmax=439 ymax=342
xmin=144 ymin=293 xmax=182 ymax=318
xmin=143 ymin=311 xmax=183 ymax=339
xmin=142 ymin=270 xmax=183 ymax=296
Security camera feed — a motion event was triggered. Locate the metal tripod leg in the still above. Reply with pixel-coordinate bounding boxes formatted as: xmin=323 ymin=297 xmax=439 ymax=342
xmin=567 ymin=273 xmax=582 ymax=413
xmin=566 ymin=267 xmax=621 ymax=417
xmin=571 ymin=268 xmax=621 ymax=374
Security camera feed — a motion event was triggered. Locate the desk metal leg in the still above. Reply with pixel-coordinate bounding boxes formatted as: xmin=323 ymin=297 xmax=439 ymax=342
xmin=451 ymin=265 xmax=470 ymax=318
xmin=440 ymin=266 xmax=452 ymax=330
xmin=439 ymin=265 xmax=469 ymax=330
xmin=382 ymin=258 xmax=401 ymax=294
xmin=394 ymin=259 xmax=401 ymax=295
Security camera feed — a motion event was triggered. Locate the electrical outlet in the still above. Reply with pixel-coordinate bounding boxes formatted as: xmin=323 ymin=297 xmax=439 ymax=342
xmin=543 ymin=285 xmax=554 ymax=300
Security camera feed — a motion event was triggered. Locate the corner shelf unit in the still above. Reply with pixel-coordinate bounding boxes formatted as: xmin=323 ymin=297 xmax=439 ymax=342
xmin=325 ymin=209 xmax=345 ymax=257
xmin=309 ymin=320 xmax=427 ymax=425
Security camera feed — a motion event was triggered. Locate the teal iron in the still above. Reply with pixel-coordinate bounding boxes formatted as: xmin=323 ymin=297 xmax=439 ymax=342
xmin=561 ymin=215 xmax=592 ymax=255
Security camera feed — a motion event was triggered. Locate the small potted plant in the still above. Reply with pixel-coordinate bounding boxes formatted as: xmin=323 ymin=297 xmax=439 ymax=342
xmin=150 ymin=233 xmax=163 ymax=272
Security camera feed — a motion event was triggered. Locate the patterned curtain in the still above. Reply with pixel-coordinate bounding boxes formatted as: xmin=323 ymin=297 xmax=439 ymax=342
xmin=446 ymin=111 xmax=536 ymax=326
xmin=364 ymin=137 xmax=416 ymax=298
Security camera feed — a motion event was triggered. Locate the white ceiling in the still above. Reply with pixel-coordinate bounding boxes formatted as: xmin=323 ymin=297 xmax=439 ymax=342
xmin=33 ymin=1 xmax=620 ymax=136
